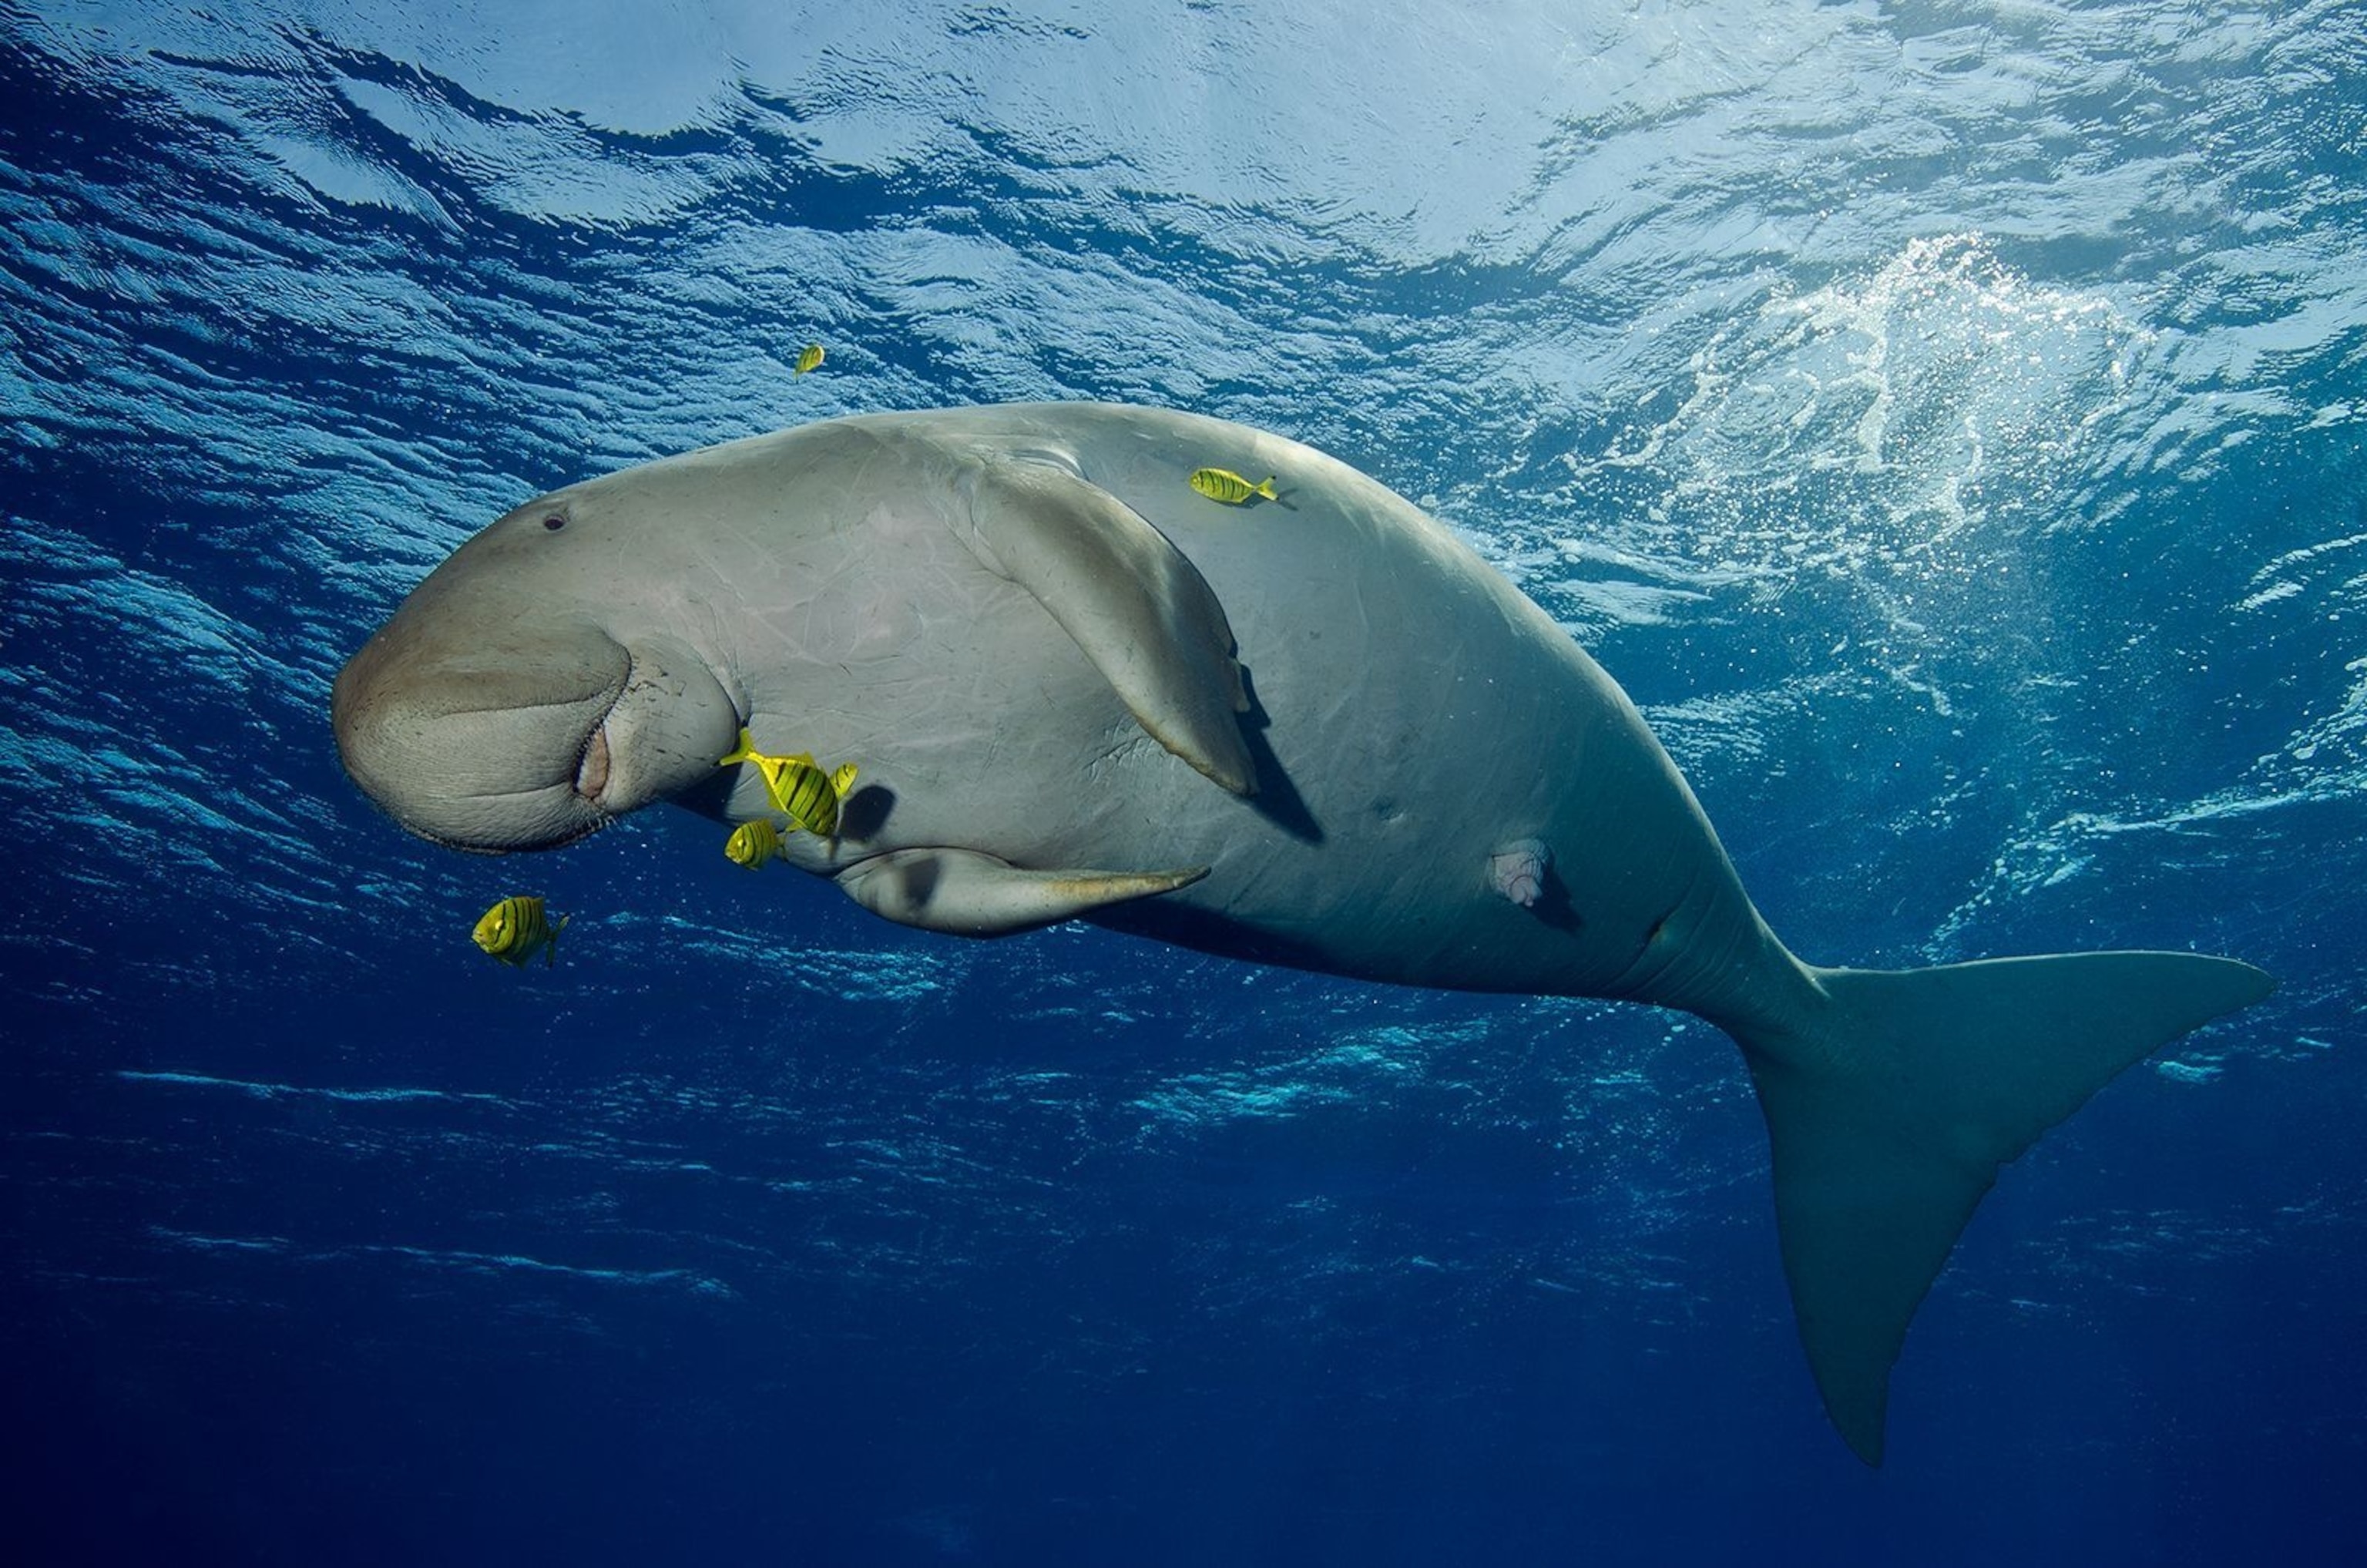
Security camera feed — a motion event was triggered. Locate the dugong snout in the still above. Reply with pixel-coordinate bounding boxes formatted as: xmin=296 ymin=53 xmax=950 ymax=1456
xmin=332 ymin=607 xmax=739 ymax=852
xmin=331 ymin=615 xmax=627 ymax=850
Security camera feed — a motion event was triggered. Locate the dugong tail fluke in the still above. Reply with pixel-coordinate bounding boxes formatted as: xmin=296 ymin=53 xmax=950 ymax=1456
xmin=1729 ymin=949 xmax=2276 ymax=1465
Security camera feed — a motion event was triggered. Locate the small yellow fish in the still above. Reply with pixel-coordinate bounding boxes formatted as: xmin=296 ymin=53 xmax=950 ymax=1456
xmin=794 ymin=343 xmax=826 ymax=375
xmin=717 ymin=728 xmax=860 ymax=838
xmin=472 ymin=895 xmax=568 ymax=968
xmin=1189 ymin=467 xmax=1278 ymax=505
xmin=724 ymin=818 xmax=784 ymax=868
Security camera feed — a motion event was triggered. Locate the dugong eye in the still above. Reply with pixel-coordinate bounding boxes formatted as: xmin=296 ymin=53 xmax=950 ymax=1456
xmin=542 ymin=515 xmax=567 ymax=531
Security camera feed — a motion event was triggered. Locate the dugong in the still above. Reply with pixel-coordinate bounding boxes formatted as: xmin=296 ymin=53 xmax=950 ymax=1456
xmin=332 ymin=401 xmax=2271 ymax=1463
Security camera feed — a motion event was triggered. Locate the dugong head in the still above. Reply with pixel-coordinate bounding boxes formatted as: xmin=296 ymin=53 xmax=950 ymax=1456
xmin=333 ymin=483 xmax=742 ymax=852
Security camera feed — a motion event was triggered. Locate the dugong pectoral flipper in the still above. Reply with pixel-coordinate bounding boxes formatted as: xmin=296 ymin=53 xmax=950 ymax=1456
xmin=959 ymin=454 xmax=1257 ymax=796
xmin=1728 ymin=949 xmax=2278 ymax=1465
xmin=838 ymin=847 xmax=1211 ymax=937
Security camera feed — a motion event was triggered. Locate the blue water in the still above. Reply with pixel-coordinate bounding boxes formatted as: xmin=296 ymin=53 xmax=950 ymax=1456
xmin=5 ymin=2 xmax=2364 ymax=1563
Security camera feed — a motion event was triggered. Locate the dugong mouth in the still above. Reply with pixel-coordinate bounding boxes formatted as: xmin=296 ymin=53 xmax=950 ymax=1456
xmin=573 ymin=717 xmax=614 ymax=804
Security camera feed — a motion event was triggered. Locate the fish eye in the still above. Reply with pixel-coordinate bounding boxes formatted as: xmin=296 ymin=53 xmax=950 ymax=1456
xmin=542 ymin=515 xmax=566 ymax=531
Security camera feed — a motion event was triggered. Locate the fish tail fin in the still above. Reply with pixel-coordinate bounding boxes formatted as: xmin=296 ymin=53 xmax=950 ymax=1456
xmin=1255 ymin=475 xmax=1278 ymax=499
xmin=1729 ymin=951 xmax=2273 ymax=1466
xmin=548 ymin=913 xmax=570 ymax=967
xmin=717 ymin=727 xmax=757 ymax=767
xmin=831 ymin=762 xmax=858 ymax=795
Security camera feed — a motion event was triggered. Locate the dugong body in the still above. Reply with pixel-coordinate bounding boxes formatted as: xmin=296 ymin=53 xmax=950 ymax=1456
xmin=334 ymin=402 xmax=2271 ymax=1463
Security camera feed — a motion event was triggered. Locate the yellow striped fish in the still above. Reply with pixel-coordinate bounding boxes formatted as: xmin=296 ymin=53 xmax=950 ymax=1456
xmin=724 ymin=818 xmax=784 ymax=868
xmin=1189 ymin=466 xmax=1278 ymax=505
xmin=717 ymin=729 xmax=860 ymax=838
xmin=472 ymin=895 xmax=568 ymax=968
xmin=794 ymin=343 xmax=825 ymax=375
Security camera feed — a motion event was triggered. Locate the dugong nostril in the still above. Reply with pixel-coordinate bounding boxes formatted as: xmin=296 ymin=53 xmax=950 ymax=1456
xmin=575 ymin=725 xmax=611 ymax=801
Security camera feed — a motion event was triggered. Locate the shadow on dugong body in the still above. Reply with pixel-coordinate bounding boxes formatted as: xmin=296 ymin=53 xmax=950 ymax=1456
xmin=331 ymin=401 xmax=2273 ymax=1464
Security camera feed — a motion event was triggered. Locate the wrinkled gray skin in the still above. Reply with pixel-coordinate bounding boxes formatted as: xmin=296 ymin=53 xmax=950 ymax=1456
xmin=334 ymin=401 xmax=2271 ymax=1466
xmin=336 ymin=401 xmax=1792 ymax=1022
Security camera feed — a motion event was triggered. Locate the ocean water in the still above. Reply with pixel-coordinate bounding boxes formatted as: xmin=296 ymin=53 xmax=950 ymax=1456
xmin=4 ymin=1 xmax=2363 ymax=1563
